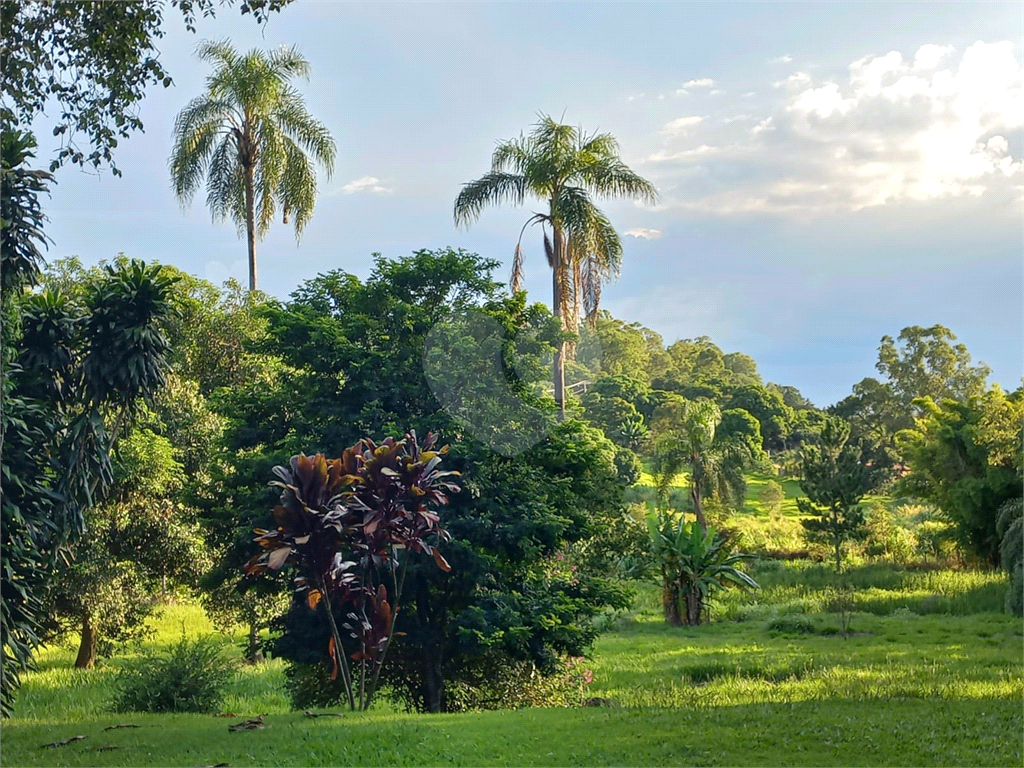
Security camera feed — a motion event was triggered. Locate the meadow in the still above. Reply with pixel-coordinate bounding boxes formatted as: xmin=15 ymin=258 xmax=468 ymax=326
xmin=2 ymin=557 xmax=1020 ymax=768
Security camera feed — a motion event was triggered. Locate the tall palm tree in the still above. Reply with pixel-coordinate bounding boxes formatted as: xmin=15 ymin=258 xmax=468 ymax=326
xmin=170 ymin=41 xmax=336 ymax=292
xmin=651 ymin=399 xmax=751 ymax=535
xmin=453 ymin=115 xmax=656 ymax=418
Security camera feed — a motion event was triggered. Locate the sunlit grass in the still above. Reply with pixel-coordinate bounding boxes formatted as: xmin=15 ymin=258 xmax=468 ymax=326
xmin=2 ymin=560 xmax=1020 ymax=767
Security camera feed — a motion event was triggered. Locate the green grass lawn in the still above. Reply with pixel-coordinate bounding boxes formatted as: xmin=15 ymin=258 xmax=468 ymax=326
xmin=2 ymin=559 xmax=1021 ymax=767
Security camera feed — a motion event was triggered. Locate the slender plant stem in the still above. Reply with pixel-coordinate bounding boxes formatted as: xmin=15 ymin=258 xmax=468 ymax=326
xmin=318 ymin=576 xmax=356 ymax=710
xmin=363 ymin=547 xmax=409 ymax=710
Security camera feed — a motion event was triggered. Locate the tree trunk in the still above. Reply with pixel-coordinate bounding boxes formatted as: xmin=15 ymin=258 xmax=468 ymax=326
xmin=551 ymin=226 xmax=566 ymax=422
xmin=244 ymin=164 xmax=258 ymax=292
xmin=834 ymin=536 xmax=843 ymax=573
xmin=683 ymin=585 xmax=703 ymax=626
xmin=415 ymin=572 xmax=445 ymax=712
xmin=691 ymin=483 xmax=708 ymax=535
xmin=75 ymin=613 xmax=97 ymax=669
xmin=663 ymin=579 xmax=683 ymax=626
xmin=246 ymin=618 xmax=262 ymax=664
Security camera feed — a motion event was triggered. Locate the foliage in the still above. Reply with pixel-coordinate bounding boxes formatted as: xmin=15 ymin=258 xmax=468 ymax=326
xmin=1 ymin=0 xmax=292 ymax=174
xmin=650 ymin=398 xmax=755 ymax=529
xmin=798 ymin=417 xmax=886 ymax=571
xmin=996 ymin=498 xmax=1022 ymax=615
xmin=725 ymin=385 xmax=794 ymax=452
xmin=581 ymin=390 xmax=647 ymax=449
xmin=454 ymin=115 xmax=656 ymax=415
xmin=612 ymin=445 xmax=643 ymax=486
xmin=243 ymin=433 xmax=457 ymax=710
xmin=896 ymin=387 xmax=1022 ymax=564
xmin=113 ymin=635 xmax=237 ymax=713
xmin=646 ymin=510 xmax=759 ymax=626
xmin=758 ymin=480 xmax=785 ymax=517
xmin=0 ymin=131 xmax=52 ymax=292
xmin=204 ymin=249 xmax=631 ymax=712
xmin=170 ymin=41 xmax=336 ymax=291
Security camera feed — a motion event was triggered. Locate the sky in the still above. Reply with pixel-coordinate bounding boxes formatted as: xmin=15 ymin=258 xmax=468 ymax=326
xmin=30 ymin=0 xmax=1023 ymax=407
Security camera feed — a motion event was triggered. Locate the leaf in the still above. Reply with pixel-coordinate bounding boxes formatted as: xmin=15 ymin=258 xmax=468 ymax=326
xmin=307 ymin=589 xmax=322 ymax=610
xmin=328 ymin=637 xmax=338 ymax=680
xmin=267 ymin=547 xmax=290 ymax=570
xmin=432 ymin=548 xmax=451 ymax=572
xmin=294 ymin=535 xmax=310 ymax=545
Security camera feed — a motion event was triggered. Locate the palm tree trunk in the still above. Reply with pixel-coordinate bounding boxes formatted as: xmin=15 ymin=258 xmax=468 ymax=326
xmin=691 ymin=482 xmax=708 ymax=535
xmin=244 ymin=164 xmax=258 ymax=292
xmin=551 ymin=226 xmax=567 ymax=421
xmin=684 ymin=584 xmax=703 ymax=626
xmin=662 ymin=566 xmax=682 ymax=626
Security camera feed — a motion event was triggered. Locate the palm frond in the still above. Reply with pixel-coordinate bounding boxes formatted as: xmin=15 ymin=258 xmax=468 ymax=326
xmin=453 ymin=172 xmax=528 ymax=227
xmin=205 ymin=134 xmax=245 ymax=231
xmin=276 ymin=87 xmax=336 ymax=173
xmin=276 ymin=137 xmax=318 ymax=237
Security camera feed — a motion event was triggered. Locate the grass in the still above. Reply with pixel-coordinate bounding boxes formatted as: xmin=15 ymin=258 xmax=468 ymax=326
xmin=2 ymin=561 xmax=1021 ymax=767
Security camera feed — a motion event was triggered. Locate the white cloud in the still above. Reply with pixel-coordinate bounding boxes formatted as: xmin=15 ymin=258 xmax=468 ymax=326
xmin=709 ymin=89 xmax=725 ymax=95
xmin=647 ymin=144 xmax=721 ymax=163
xmin=683 ymin=78 xmax=715 ymax=88
xmin=723 ymin=114 xmax=753 ymax=123
xmin=772 ymin=54 xmax=794 ymax=63
xmin=662 ymin=116 xmax=704 ymax=135
xmin=625 ymin=228 xmax=663 ymax=240
xmin=340 ymin=176 xmax=392 ymax=195
xmin=204 ymin=259 xmax=248 ymax=286
xmin=650 ymin=41 xmax=1023 ymax=216
xmin=674 ymin=88 xmax=689 ymax=96
xmin=774 ymin=71 xmax=811 ymax=88
xmin=913 ymin=44 xmax=955 ymax=70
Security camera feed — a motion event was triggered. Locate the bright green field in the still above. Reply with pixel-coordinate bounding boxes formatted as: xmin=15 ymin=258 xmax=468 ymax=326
xmin=2 ymin=560 xmax=1021 ymax=767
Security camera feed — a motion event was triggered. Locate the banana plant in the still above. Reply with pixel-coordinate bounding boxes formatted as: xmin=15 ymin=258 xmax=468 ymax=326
xmin=646 ymin=506 xmax=758 ymax=626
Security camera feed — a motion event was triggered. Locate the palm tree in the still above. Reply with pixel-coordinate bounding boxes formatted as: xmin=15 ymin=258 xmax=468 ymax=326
xmin=651 ymin=399 xmax=751 ymax=534
xmin=170 ymin=41 xmax=336 ymax=292
xmin=453 ymin=115 xmax=656 ymax=418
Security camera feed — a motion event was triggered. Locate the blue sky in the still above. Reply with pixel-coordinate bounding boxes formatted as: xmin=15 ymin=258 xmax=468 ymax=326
xmin=33 ymin=1 xmax=1022 ymax=407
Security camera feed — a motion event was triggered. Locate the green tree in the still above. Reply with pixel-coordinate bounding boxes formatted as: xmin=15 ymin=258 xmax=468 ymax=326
xmin=798 ymin=418 xmax=882 ymax=571
xmin=878 ymin=324 xmax=990 ymax=405
xmin=726 ymin=384 xmax=794 ymax=453
xmin=896 ymin=387 xmax=1022 ymax=564
xmin=758 ymin=480 xmax=785 ymax=516
xmin=454 ymin=115 xmax=656 ymax=418
xmin=1 ymin=0 xmax=292 ymax=174
xmin=650 ymin=399 xmax=753 ymax=532
xmin=170 ymin=41 xmax=336 ymax=291
xmin=206 ymin=249 xmax=630 ymax=712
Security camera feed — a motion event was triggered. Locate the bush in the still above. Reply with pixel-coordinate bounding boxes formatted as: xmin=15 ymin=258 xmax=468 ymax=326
xmin=758 ymin=480 xmax=784 ymax=515
xmin=113 ymin=636 xmax=236 ymax=713
xmin=284 ymin=660 xmax=347 ymax=709
xmin=765 ymin=615 xmax=816 ymax=635
xmin=613 ymin=446 xmax=642 ymax=486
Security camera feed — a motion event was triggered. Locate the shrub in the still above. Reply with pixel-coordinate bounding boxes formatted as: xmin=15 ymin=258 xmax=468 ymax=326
xmin=758 ymin=480 xmax=785 ymax=516
xmin=284 ymin=660 xmax=347 ymax=709
xmin=765 ymin=615 xmax=816 ymax=635
xmin=113 ymin=636 xmax=236 ymax=713
xmin=442 ymin=654 xmax=594 ymax=712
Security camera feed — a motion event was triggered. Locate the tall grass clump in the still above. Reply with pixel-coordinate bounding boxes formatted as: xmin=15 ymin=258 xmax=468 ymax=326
xmin=113 ymin=635 xmax=237 ymax=713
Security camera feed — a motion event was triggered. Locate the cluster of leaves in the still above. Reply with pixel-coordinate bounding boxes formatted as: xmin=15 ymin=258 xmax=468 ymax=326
xmin=1 ymin=0 xmax=293 ymax=174
xmin=243 ymin=432 xmax=458 ymax=710
xmin=646 ymin=510 xmax=758 ymax=626
xmin=798 ymin=418 xmax=889 ymax=572
xmin=206 ymin=249 xmax=632 ymax=712
xmin=113 ymin=635 xmax=237 ymax=713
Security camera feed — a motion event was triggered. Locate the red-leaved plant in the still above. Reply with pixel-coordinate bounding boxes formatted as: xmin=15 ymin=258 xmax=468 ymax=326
xmin=243 ymin=431 xmax=458 ymax=710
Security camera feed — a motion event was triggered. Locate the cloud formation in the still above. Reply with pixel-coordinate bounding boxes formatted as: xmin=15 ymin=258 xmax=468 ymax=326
xmin=649 ymin=41 xmax=1022 ymax=216
xmin=683 ymin=78 xmax=715 ymax=87
xmin=625 ymin=228 xmax=663 ymax=240
xmin=662 ymin=116 xmax=704 ymax=135
xmin=340 ymin=176 xmax=393 ymax=195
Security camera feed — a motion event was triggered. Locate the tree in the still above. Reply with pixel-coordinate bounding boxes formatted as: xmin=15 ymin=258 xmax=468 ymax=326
xmin=798 ymin=417 xmax=883 ymax=571
xmin=896 ymin=387 xmax=1022 ymax=565
xmin=877 ymin=325 xmax=990 ymax=405
xmin=206 ymin=249 xmax=630 ymax=712
xmin=758 ymin=480 xmax=785 ymax=516
xmin=646 ymin=511 xmax=758 ymax=626
xmin=1 ymin=0 xmax=293 ymax=174
xmin=997 ymin=498 xmax=1022 ymax=615
xmin=170 ymin=40 xmax=336 ymax=291
xmin=650 ymin=399 xmax=754 ymax=533
xmin=725 ymin=385 xmax=794 ymax=453
xmin=454 ymin=115 xmax=656 ymax=419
